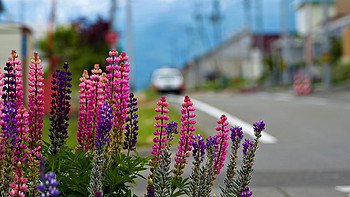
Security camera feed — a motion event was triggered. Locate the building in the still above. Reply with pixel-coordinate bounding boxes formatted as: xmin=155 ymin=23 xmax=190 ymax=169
xmin=295 ymin=0 xmax=336 ymax=35
xmin=182 ymin=27 xmax=280 ymax=89
xmin=327 ymin=0 xmax=350 ymax=61
xmin=0 ymin=23 xmax=33 ymax=104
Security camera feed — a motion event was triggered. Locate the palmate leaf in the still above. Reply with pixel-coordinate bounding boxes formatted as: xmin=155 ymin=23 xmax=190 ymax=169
xmin=103 ymin=152 xmax=152 ymax=196
xmin=171 ymin=177 xmax=190 ymax=197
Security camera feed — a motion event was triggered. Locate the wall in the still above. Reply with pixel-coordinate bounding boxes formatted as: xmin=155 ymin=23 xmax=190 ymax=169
xmin=296 ymin=3 xmax=336 ymax=35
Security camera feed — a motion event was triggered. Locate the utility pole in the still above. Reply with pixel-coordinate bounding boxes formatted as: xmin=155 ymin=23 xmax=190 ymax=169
xmin=281 ymin=0 xmax=291 ymax=84
xmin=110 ymin=0 xmax=117 ymax=30
xmin=305 ymin=1 xmax=313 ymax=81
xmin=48 ymin=0 xmax=57 ymax=73
xmin=322 ymin=0 xmax=331 ymax=89
xmin=110 ymin=0 xmax=117 ymax=48
xmin=126 ymin=0 xmax=135 ymax=90
xmin=210 ymin=0 xmax=221 ymax=44
xmin=255 ymin=0 xmax=264 ymax=56
xmin=243 ymin=0 xmax=251 ymax=29
xmin=194 ymin=0 xmax=206 ymax=50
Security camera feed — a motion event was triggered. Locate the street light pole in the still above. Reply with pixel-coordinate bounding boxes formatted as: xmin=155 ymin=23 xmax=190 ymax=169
xmin=322 ymin=0 xmax=331 ymax=90
xmin=126 ymin=0 xmax=135 ymax=90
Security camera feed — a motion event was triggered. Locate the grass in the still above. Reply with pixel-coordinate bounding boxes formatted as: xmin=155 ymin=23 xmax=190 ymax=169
xmin=42 ymin=94 xmax=207 ymax=150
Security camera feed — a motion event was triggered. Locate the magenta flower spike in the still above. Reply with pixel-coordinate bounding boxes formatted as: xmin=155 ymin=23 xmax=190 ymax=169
xmin=27 ymin=52 xmax=44 ymax=158
xmin=85 ymin=64 xmax=104 ymax=150
xmin=105 ymin=49 xmax=130 ymax=157
xmin=27 ymin=52 xmax=45 ymax=195
xmin=213 ymin=114 xmax=230 ymax=175
xmin=76 ymin=70 xmax=90 ymax=150
xmin=150 ymin=96 xmax=169 ymax=168
xmin=0 ymin=69 xmax=5 ymax=157
xmin=10 ymin=105 xmax=29 ymax=197
xmin=8 ymin=50 xmax=23 ymax=109
xmin=173 ymin=95 xmax=196 ymax=179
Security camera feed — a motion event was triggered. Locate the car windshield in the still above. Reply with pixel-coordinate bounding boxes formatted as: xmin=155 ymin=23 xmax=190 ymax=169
xmin=158 ymin=74 xmax=180 ymax=79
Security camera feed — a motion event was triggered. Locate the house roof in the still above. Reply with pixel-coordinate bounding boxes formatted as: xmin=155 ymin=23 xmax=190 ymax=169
xmin=295 ymin=0 xmax=335 ymax=3
xmin=294 ymin=0 xmax=335 ymax=9
xmin=0 ymin=23 xmax=31 ymax=34
xmin=184 ymin=27 xmax=281 ymax=70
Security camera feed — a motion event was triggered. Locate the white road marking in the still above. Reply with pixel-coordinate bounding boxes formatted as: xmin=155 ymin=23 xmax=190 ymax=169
xmin=167 ymin=95 xmax=277 ymax=144
xmin=335 ymin=185 xmax=350 ymax=196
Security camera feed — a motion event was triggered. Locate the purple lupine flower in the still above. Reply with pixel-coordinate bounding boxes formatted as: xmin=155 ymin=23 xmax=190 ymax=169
xmin=192 ymin=134 xmax=206 ymax=163
xmin=89 ymin=102 xmax=113 ymax=196
xmin=2 ymin=62 xmax=16 ymax=103
xmin=0 ymin=101 xmax=18 ymax=195
xmin=1 ymin=102 xmax=18 ymax=146
xmin=37 ymin=172 xmax=60 ymax=196
xmin=37 ymin=157 xmax=60 ymax=196
xmin=231 ymin=125 xmax=243 ymax=146
xmin=166 ymin=121 xmax=178 ymax=136
xmin=205 ymin=136 xmax=218 ymax=158
xmin=253 ymin=120 xmax=265 ymax=138
xmin=165 ymin=121 xmax=178 ymax=147
xmin=240 ymin=186 xmax=252 ymax=197
xmin=95 ymin=102 xmax=114 ymax=149
xmin=242 ymin=138 xmax=254 ymax=155
xmin=49 ymin=63 xmax=72 ymax=155
xmin=123 ymin=93 xmax=139 ymax=152
xmin=146 ymin=179 xmax=155 ymax=197
xmin=39 ymin=157 xmax=45 ymax=181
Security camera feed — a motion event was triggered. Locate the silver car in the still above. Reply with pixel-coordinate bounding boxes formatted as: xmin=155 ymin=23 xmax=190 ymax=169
xmin=151 ymin=67 xmax=185 ymax=94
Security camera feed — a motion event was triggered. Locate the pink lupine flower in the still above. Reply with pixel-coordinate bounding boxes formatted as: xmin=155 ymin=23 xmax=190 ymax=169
xmin=105 ymin=49 xmax=130 ymax=157
xmin=173 ymin=95 xmax=196 ymax=179
xmin=85 ymin=64 xmax=105 ymax=150
xmin=10 ymin=106 xmax=29 ymax=197
xmin=76 ymin=70 xmax=90 ymax=150
xmin=27 ymin=52 xmax=44 ymax=157
xmin=0 ymin=69 xmax=5 ymax=158
xmin=213 ymin=114 xmax=230 ymax=175
xmin=27 ymin=52 xmax=45 ymax=195
xmin=150 ymin=96 xmax=169 ymax=167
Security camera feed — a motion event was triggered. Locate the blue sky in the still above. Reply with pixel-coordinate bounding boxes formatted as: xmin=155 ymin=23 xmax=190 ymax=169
xmin=1 ymin=0 xmax=296 ymax=90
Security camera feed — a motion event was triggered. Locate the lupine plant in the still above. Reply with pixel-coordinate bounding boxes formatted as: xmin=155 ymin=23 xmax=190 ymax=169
xmin=148 ymin=95 xmax=265 ymax=197
xmin=0 ymin=49 xmax=264 ymax=197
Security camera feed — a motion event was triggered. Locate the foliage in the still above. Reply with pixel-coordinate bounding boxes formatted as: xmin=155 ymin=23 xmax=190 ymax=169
xmin=38 ymin=17 xmax=115 ymax=89
xmin=332 ymin=62 xmax=350 ymax=83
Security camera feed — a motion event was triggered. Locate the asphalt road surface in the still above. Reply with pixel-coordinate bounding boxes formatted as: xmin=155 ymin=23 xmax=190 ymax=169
xmin=134 ymin=90 xmax=350 ymax=197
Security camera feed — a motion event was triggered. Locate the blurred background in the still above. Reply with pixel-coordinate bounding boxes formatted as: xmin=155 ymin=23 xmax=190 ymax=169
xmin=1 ymin=0 xmax=348 ymax=93
xmin=2 ymin=1 xmax=350 ymax=196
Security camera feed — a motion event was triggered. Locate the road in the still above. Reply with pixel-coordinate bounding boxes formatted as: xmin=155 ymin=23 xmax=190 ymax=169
xmin=135 ymin=90 xmax=350 ymax=197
